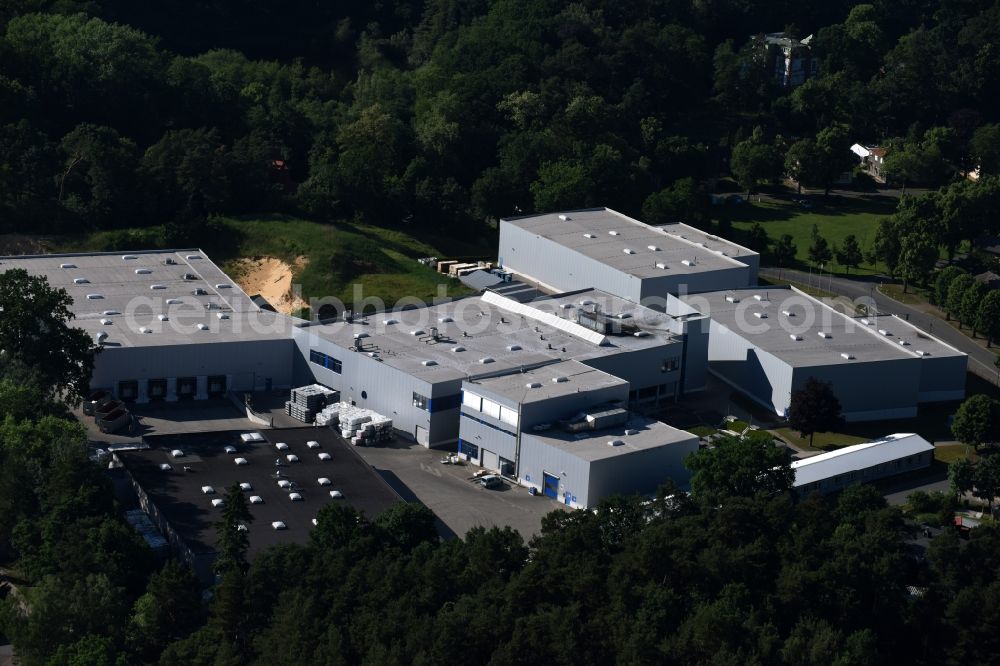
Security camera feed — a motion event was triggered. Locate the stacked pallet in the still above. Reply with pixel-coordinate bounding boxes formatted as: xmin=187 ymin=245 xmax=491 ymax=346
xmin=314 ymin=402 xmax=341 ymax=427
xmin=285 ymin=384 xmax=340 ymax=423
xmin=336 ymin=403 xmax=393 ymax=446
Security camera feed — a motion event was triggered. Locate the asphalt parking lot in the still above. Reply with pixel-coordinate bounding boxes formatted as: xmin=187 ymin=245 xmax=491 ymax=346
xmin=354 ymin=441 xmax=568 ymax=539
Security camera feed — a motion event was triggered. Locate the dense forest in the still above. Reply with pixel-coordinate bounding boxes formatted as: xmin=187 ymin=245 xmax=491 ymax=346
xmin=1 ymin=0 xmax=999 ymax=244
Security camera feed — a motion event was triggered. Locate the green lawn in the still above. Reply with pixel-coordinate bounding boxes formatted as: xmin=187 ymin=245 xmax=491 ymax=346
xmin=934 ymin=445 xmax=978 ymax=464
xmin=60 ymin=215 xmax=497 ymax=308
xmin=728 ymin=196 xmax=896 ymax=275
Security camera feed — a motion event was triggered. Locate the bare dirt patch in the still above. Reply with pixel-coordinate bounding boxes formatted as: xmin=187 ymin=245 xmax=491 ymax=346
xmin=230 ymin=255 xmax=309 ymax=315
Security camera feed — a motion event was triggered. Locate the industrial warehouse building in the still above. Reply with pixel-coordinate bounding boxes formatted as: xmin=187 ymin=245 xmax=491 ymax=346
xmin=792 ymin=433 xmax=935 ymax=494
xmin=1 ymin=250 xmax=710 ymax=450
xmin=498 ymin=207 xmax=759 ymax=300
xmin=677 ymin=286 xmax=967 ymax=421
xmin=457 ymin=360 xmax=698 ymax=508
xmin=294 ymin=287 xmax=710 ymax=447
xmin=1 ymin=250 xmax=296 ymax=400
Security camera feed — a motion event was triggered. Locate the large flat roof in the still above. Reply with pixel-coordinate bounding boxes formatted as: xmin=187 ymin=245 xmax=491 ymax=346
xmin=0 ymin=250 xmax=291 ymax=347
xmin=464 ymin=360 xmax=627 ymax=405
xmin=501 ymin=207 xmax=757 ymax=279
xmin=523 ymin=415 xmax=697 ymax=463
xmin=300 ymin=288 xmax=684 ymax=384
xmin=117 ymin=427 xmax=400 ymax=557
xmin=680 ymin=286 xmax=965 ymax=367
xmin=792 ymin=433 xmax=934 ymax=486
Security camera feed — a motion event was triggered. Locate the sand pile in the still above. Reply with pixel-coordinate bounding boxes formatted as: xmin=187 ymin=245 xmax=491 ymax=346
xmin=232 ymin=255 xmax=309 ymax=315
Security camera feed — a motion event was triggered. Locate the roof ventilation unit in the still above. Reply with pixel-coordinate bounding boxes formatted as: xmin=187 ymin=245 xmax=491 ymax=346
xmin=781 ymin=310 xmax=795 ymax=317
xmin=234 ymin=457 xmax=248 ymax=466
xmin=139 ymin=327 xmax=152 ymax=334
xmin=211 ymin=498 xmax=224 ymax=507
xmin=250 ymin=495 xmax=263 ymax=504
xmin=197 ymin=323 xmax=209 ymax=331
xmin=171 ymin=449 xmax=185 ymax=458
xmin=655 ymin=262 xmax=668 ymax=269
xmin=608 ymin=230 xmax=620 ymax=236
xmin=752 ymin=312 xmax=767 ymax=319
xmin=201 ymin=485 xmax=215 ymax=495
xmin=753 ymin=294 xmax=764 ymax=301
xmin=450 ymin=346 xmax=466 ymax=352
xmin=382 ymin=318 xmax=398 ymax=325
xmin=100 ymin=318 xmax=112 ymax=325
xmin=157 ymin=314 xmax=168 ymax=321
xmin=421 ymin=360 xmax=438 ymax=366
xmin=186 ymin=254 xmax=202 ymax=260
xmin=353 ymin=332 xmax=370 ymax=339
xmin=103 ymin=309 xmax=120 ymax=315
xmin=215 ymin=283 xmax=232 ymax=289
xmin=915 ymin=350 xmax=930 ymax=357
xmin=623 ymin=248 xmax=636 ymax=255
xmin=817 ymin=331 xmax=830 ymax=339
xmin=898 ymin=339 xmax=910 ymax=346
xmin=506 ymin=344 xmax=522 ymax=351
xmin=95 ymin=331 xmax=108 ymax=344
xmin=274 ymin=442 xmax=288 ymax=452
xmin=271 ymin=521 xmax=286 ymax=530
xmin=318 ymin=452 xmax=331 ymax=461
xmin=150 ymin=284 xmax=166 ymax=290
xmin=478 ymin=357 xmax=495 ymax=364
xmin=583 ymin=233 xmax=596 ymax=238
xmin=438 ymin=316 xmax=454 ymax=323
xmin=681 ymin=259 xmax=695 ymax=266
xmin=86 ymin=293 xmax=103 ymax=299
xmin=306 ymin=441 xmax=320 ymax=449
xmin=73 ymin=277 xmax=89 ymax=284
xmin=633 ymin=330 xmax=650 ymax=337
xmin=790 ymin=334 xmax=802 ymax=341
xmin=560 ymin=303 xmax=573 ymax=309
xmin=288 ymin=493 xmax=303 ymax=502
xmin=526 ymin=382 xmax=542 ymax=389
xmin=159 ymin=463 xmax=171 ymax=471
xmin=841 ymin=353 xmax=855 ymax=360
xmin=552 ymin=376 xmax=568 ymax=383
xmin=878 ymin=329 xmax=891 ymax=336
xmin=860 ymin=318 xmax=871 ymax=325
xmin=607 ymin=439 xmax=625 ymax=447
xmin=648 ymin=245 xmax=660 ymax=251
xmin=725 ymin=295 xmax=739 ymax=303
xmin=240 ymin=482 xmax=252 ymax=491
xmin=318 ymin=477 xmax=331 ymax=486
xmin=329 ymin=490 xmax=343 ymax=498
xmin=165 ymin=298 xmax=182 ymax=305
xmin=59 ymin=263 xmax=76 ymax=269
xmin=122 ymin=255 xmax=138 ymax=260
xmin=410 ymin=329 xmax=425 ymax=336
xmin=624 ymin=429 xmax=639 ymax=436
xmin=216 ymin=313 xmax=229 ymax=320
xmin=135 ymin=268 xmax=151 ymax=275
xmin=558 ymin=214 xmax=570 ymax=221
xmin=579 ymin=298 xmax=595 ymax=306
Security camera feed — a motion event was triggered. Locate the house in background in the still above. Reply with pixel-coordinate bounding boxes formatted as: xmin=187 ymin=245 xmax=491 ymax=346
xmin=850 ymin=143 xmax=888 ymax=182
xmin=755 ymin=32 xmax=818 ymax=87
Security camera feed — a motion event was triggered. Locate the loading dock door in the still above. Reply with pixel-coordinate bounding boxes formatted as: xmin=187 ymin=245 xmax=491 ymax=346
xmin=482 ymin=449 xmax=499 ymax=472
xmin=542 ymin=472 xmax=559 ymax=499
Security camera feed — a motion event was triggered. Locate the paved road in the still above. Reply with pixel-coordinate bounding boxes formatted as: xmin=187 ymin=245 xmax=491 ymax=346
xmin=354 ymin=442 xmax=566 ymax=539
xmin=762 ymin=267 xmax=999 ymax=383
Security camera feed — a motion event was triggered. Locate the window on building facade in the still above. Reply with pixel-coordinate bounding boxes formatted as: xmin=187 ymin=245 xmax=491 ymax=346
xmin=662 ymin=357 xmax=680 ymax=372
xmin=309 ymin=350 xmax=343 ymax=374
xmin=412 ymin=392 xmax=428 ymax=410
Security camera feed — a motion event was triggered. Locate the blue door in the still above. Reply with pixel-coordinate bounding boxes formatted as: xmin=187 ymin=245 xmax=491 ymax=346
xmin=542 ymin=473 xmax=559 ymax=499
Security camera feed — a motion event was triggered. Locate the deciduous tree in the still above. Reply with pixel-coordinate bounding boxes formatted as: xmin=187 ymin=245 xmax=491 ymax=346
xmin=788 ymin=377 xmax=844 ymax=447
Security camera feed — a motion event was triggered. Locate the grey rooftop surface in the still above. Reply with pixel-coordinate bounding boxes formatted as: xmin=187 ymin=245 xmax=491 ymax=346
xmin=299 ymin=288 xmax=684 ymax=383
xmin=791 ymin=433 xmax=934 ymax=487
xmin=117 ymin=427 xmax=401 ymax=557
xmin=524 ymin=415 xmax=698 ymax=463
xmin=0 ymin=249 xmax=291 ymax=347
xmin=680 ymin=286 xmax=965 ymax=367
xmin=464 ymin=360 xmax=627 ymax=405
xmin=501 ymin=207 xmax=757 ymax=280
